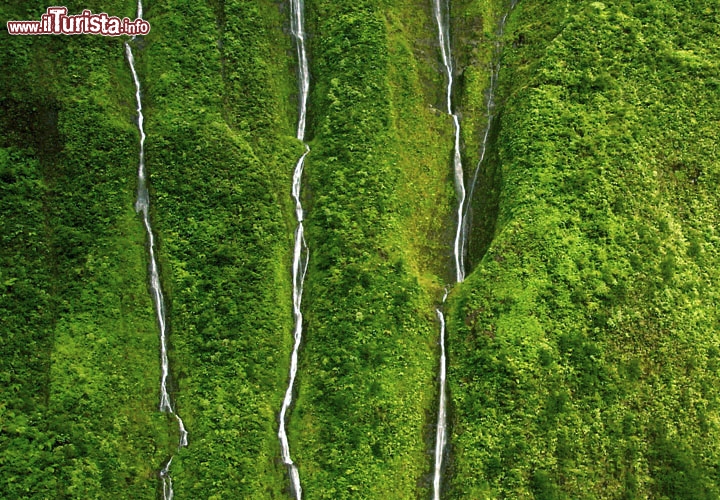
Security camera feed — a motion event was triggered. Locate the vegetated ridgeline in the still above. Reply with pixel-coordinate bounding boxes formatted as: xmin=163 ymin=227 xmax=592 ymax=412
xmin=136 ymin=0 xmax=298 ymax=496
xmin=290 ymin=1 xmax=439 ymax=496
xmin=447 ymin=0 xmax=720 ymax=497
xmin=278 ymin=0 xmax=311 ymax=497
xmin=125 ymin=3 xmax=188 ymax=498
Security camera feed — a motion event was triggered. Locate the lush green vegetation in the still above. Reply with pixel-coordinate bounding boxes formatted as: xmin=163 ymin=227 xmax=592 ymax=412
xmin=138 ymin=0 xmax=301 ymax=497
xmin=447 ymin=0 xmax=720 ymax=497
xmin=1 ymin=1 xmax=169 ymax=498
xmin=455 ymin=0 xmax=521 ymax=266
xmin=291 ymin=1 xmax=453 ymax=497
xmin=3 ymin=0 xmax=719 ymax=498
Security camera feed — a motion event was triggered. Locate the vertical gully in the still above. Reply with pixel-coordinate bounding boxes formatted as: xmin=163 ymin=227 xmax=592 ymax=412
xmin=462 ymin=0 xmax=518 ymax=242
xmin=431 ymin=1 xmax=517 ymax=498
xmin=125 ymin=2 xmax=188 ymax=499
xmin=278 ymin=0 xmax=311 ymax=498
xmin=432 ymin=0 xmax=464 ymax=497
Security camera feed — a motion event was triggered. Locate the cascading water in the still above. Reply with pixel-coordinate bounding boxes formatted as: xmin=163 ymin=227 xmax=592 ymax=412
xmin=462 ymin=0 xmax=519 ymax=247
xmin=432 ymin=0 xmax=463 ymax=498
xmin=431 ymin=2 xmax=518 ymax=498
xmin=434 ymin=0 xmax=466 ymax=285
xmin=278 ymin=0 xmax=311 ymax=498
xmin=433 ymin=291 xmax=449 ymax=499
xmin=125 ymin=4 xmax=188 ymax=499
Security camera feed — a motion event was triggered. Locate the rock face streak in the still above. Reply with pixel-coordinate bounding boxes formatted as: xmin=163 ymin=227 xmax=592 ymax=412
xmin=278 ymin=0 xmax=311 ymax=498
xmin=125 ymin=3 xmax=188 ymax=498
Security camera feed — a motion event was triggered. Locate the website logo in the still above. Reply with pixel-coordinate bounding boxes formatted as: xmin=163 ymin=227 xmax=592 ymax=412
xmin=7 ymin=7 xmax=150 ymax=36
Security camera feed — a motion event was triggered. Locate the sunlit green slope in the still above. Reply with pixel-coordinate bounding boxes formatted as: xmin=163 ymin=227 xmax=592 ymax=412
xmin=1 ymin=1 xmax=168 ymax=497
xmin=290 ymin=0 xmax=454 ymax=497
xmin=447 ymin=1 xmax=720 ymax=497
xmin=3 ymin=0 xmax=719 ymax=498
xmin=138 ymin=0 xmax=298 ymax=497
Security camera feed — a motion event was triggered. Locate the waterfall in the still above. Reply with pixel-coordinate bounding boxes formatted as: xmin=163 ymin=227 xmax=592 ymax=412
xmin=431 ymin=2 xmax=518 ymax=497
xmin=125 ymin=3 xmax=188 ymax=499
xmin=433 ymin=291 xmax=449 ymax=500
xmin=291 ymin=0 xmax=310 ymax=143
xmin=278 ymin=0 xmax=311 ymax=498
xmin=432 ymin=0 xmax=462 ymax=496
xmin=434 ymin=0 xmax=466 ymax=285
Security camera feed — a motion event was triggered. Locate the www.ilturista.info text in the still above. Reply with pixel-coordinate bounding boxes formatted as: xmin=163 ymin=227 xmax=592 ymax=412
xmin=7 ymin=7 xmax=150 ymax=36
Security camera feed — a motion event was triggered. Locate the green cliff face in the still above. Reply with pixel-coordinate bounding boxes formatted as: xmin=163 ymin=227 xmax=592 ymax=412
xmin=447 ymin=1 xmax=720 ymax=498
xmin=1 ymin=0 xmax=718 ymax=498
xmin=1 ymin=2 xmax=171 ymax=498
xmin=139 ymin=1 xmax=297 ymax=497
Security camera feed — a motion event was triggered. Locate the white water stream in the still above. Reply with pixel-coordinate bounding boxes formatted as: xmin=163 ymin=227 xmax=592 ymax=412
xmin=432 ymin=0 xmax=463 ymax=497
xmin=434 ymin=0 xmax=466 ymax=285
xmin=125 ymin=3 xmax=187 ymax=498
xmin=278 ymin=0 xmax=311 ymax=498
xmin=431 ymin=1 xmax=517 ymax=498
xmin=433 ymin=291 xmax=449 ymax=499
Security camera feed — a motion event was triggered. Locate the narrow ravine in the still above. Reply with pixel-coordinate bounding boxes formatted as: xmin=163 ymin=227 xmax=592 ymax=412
xmin=125 ymin=3 xmax=188 ymax=498
xmin=462 ymin=0 xmax=519 ymax=244
xmin=431 ymin=1 xmax=518 ymax=498
xmin=432 ymin=0 xmax=463 ymax=497
xmin=277 ymin=0 xmax=311 ymax=498
xmin=434 ymin=0 xmax=467 ymax=285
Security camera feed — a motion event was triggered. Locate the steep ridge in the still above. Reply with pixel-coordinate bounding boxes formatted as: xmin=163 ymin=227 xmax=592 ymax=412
xmin=125 ymin=20 xmax=188 ymax=496
xmin=138 ymin=1 xmax=297 ymax=497
xmin=289 ymin=1 xmax=451 ymax=497
xmin=447 ymin=1 xmax=720 ymax=497
xmin=0 ymin=1 xmax=167 ymax=497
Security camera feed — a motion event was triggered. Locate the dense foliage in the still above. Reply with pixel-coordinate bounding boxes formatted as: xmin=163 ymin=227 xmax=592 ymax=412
xmin=1 ymin=1 xmax=169 ymax=498
xmin=2 ymin=0 xmax=719 ymax=498
xmin=292 ymin=1 xmax=449 ymax=497
xmin=139 ymin=0 xmax=299 ymax=497
xmin=447 ymin=0 xmax=720 ymax=497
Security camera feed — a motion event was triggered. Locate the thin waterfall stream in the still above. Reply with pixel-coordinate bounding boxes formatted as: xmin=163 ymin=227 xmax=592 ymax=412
xmin=434 ymin=0 xmax=467 ymax=285
xmin=433 ymin=291 xmax=450 ymax=499
xmin=432 ymin=0 xmax=464 ymax=498
xmin=432 ymin=1 xmax=517 ymax=498
xmin=125 ymin=3 xmax=188 ymax=499
xmin=278 ymin=0 xmax=311 ymax=498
